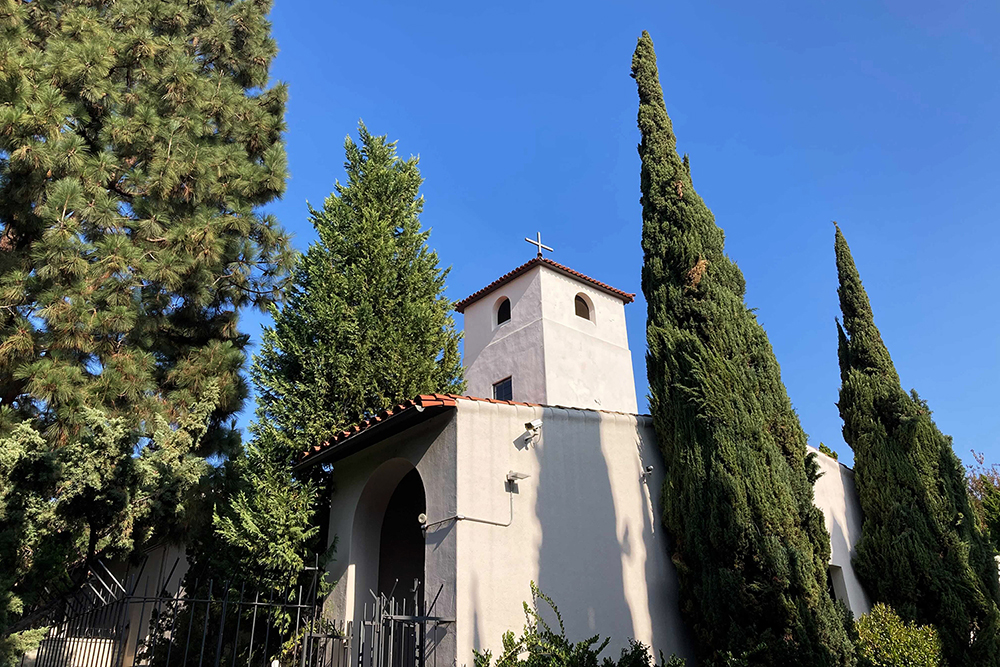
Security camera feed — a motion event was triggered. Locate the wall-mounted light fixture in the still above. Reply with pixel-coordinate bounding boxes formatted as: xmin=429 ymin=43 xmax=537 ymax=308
xmin=640 ymin=465 xmax=654 ymax=481
xmin=422 ymin=471 xmax=525 ymax=532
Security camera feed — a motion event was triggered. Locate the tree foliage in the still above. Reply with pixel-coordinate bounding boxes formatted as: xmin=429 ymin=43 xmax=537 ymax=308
xmin=855 ymin=604 xmax=944 ymax=667
xmin=965 ymin=451 xmax=1000 ymax=554
xmin=208 ymin=124 xmax=464 ymax=604
xmin=0 ymin=0 xmax=292 ymax=657
xmin=633 ymin=31 xmax=855 ymax=666
xmin=252 ymin=122 xmax=464 ymax=459
xmin=211 ymin=422 xmax=329 ymax=593
xmin=834 ymin=225 xmax=1000 ymax=666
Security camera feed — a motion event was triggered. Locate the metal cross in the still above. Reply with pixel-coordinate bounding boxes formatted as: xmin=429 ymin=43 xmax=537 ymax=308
xmin=525 ymin=232 xmax=554 ymax=258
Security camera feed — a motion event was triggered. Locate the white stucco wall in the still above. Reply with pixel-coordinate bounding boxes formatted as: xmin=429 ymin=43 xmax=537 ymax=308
xmin=464 ymin=267 xmax=548 ymax=404
xmin=809 ymin=446 xmax=871 ymax=617
xmin=537 ymin=268 xmax=637 ymax=414
xmin=462 ymin=264 xmax=637 ymax=413
xmin=323 ymin=413 xmax=460 ymax=665
xmin=319 ymin=402 xmax=874 ymax=667
xmin=450 ymin=399 xmax=693 ymax=664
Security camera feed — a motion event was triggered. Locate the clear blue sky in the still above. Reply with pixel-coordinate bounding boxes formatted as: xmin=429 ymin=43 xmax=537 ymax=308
xmin=244 ymin=0 xmax=1000 ymax=468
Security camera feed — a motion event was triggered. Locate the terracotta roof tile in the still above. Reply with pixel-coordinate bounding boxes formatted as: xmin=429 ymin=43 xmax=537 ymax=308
xmin=298 ymin=393 xmax=649 ymax=464
xmin=453 ymin=257 xmax=635 ymax=313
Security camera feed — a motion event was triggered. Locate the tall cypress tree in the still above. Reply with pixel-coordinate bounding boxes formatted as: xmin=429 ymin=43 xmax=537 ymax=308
xmin=251 ymin=122 xmax=464 ymax=460
xmin=835 ymin=225 xmax=1000 ymax=666
xmin=634 ymin=32 xmax=854 ymax=666
xmin=0 ymin=0 xmax=292 ymax=657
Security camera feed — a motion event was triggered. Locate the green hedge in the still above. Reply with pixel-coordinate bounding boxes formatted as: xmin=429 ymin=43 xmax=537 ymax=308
xmin=856 ymin=603 xmax=945 ymax=667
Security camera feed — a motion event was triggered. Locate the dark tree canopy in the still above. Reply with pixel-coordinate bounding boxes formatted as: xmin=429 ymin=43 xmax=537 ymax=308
xmin=634 ymin=31 xmax=855 ymax=666
xmin=0 ymin=0 xmax=293 ymax=658
xmin=251 ymin=123 xmax=464 ymax=460
xmin=835 ymin=225 xmax=1000 ymax=667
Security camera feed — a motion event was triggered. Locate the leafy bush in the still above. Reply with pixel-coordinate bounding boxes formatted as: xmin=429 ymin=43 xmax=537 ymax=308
xmin=855 ymin=603 xmax=945 ymax=667
xmin=472 ymin=583 xmax=685 ymax=667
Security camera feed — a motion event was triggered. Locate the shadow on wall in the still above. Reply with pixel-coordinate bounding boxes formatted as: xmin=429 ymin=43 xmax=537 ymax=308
xmin=533 ymin=409 xmax=679 ymax=658
xmin=634 ymin=421 xmax=694 ymax=661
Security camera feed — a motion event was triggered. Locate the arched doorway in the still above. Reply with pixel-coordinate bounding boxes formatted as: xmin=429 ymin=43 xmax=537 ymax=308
xmin=377 ymin=468 xmax=426 ymax=609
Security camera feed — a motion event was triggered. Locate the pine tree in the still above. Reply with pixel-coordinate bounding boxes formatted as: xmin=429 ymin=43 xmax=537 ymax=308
xmin=0 ymin=0 xmax=292 ymax=657
xmin=634 ymin=32 xmax=855 ymax=666
xmin=251 ymin=123 xmax=464 ymax=460
xmin=208 ymin=124 xmax=465 ymax=605
xmin=834 ymin=225 xmax=1000 ymax=666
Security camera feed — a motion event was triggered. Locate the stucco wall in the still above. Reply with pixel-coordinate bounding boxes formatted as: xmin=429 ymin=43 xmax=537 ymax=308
xmin=537 ymin=268 xmax=637 ymax=414
xmin=809 ymin=446 xmax=871 ymax=617
xmin=462 ymin=264 xmax=637 ymax=413
xmin=464 ymin=267 xmax=547 ymax=404
xmin=323 ymin=412 xmax=460 ymax=665
xmin=451 ymin=400 xmax=694 ymax=664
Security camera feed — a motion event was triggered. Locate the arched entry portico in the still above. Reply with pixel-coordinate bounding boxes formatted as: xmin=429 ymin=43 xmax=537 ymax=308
xmin=350 ymin=459 xmax=427 ymax=621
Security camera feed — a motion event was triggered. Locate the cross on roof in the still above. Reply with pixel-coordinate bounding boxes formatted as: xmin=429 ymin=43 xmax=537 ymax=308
xmin=525 ymin=232 xmax=554 ymax=258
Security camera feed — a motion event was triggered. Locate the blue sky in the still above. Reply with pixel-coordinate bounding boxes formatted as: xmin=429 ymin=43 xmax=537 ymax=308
xmin=246 ymin=0 xmax=1000 ymax=468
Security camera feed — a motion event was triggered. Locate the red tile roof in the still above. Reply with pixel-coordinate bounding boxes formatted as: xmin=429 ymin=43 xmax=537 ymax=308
xmin=297 ymin=393 xmax=647 ymax=467
xmin=453 ymin=257 xmax=635 ymax=313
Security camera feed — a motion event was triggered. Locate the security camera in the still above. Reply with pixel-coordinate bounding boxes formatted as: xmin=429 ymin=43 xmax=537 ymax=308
xmin=417 ymin=513 xmax=427 ymax=525
xmin=645 ymin=466 xmax=654 ymax=474
xmin=525 ymin=418 xmax=543 ymax=431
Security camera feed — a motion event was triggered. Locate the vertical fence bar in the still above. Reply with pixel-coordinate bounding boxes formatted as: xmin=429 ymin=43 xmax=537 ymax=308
xmin=133 ymin=573 xmax=151 ymax=665
xmin=262 ymin=588 xmax=273 ymax=667
xmin=213 ymin=579 xmax=232 ymax=667
xmin=164 ymin=582 xmax=183 ymax=667
xmin=247 ymin=590 xmax=260 ymax=667
xmin=230 ymin=582 xmax=246 ymax=667
xmin=197 ymin=578 xmax=214 ymax=667
xmin=181 ymin=578 xmax=200 ymax=667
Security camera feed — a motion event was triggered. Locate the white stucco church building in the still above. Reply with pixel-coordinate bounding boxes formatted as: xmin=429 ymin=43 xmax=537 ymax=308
xmin=296 ymin=240 xmax=871 ymax=665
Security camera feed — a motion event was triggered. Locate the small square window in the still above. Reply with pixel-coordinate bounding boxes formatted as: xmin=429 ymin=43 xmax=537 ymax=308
xmin=493 ymin=377 xmax=513 ymax=401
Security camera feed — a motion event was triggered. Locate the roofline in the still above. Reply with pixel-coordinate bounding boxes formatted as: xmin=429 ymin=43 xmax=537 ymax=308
xmin=454 ymin=257 xmax=635 ymax=313
xmin=296 ymin=394 xmax=651 ymax=469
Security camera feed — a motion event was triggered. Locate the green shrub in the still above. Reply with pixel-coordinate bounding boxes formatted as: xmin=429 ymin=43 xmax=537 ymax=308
xmin=472 ymin=583 xmax=685 ymax=667
xmin=855 ymin=603 xmax=945 ymax=667
xmin=819 ymin=442 xmax=839 ymax=460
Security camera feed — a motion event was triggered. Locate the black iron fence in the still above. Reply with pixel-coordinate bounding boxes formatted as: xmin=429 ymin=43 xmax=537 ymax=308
xmin=20 ymin=560 xmax=349 ymax=667
xmin=18 ymin=562 xmax=453 ymax=667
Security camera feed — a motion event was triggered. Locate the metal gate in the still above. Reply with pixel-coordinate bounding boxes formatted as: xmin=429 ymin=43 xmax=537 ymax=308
xmin=355 ymin=593 xmax=452 ymax=667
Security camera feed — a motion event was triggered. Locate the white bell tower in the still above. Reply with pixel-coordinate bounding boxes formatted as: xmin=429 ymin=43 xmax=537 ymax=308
xmin=456 ymin=235 xmax=639 ymax=414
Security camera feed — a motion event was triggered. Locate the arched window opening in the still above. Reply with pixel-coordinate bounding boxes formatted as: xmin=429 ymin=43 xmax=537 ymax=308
xmin=496 ymin=297 xmax=511 ymax=326
xmin=575 ymin=295 xmax=591 ymax=320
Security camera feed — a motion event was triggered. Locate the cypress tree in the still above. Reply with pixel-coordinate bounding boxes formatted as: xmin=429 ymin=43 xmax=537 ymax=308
xmin=634 ymin=31 xmax=855 ymax=666
xmin=0 ymin=0 xmax=292 ymax=657
xmin=251 ymin=122 xmax=464 ymax=459
xmin=835 ymin=224 xmax=1000 ymax=666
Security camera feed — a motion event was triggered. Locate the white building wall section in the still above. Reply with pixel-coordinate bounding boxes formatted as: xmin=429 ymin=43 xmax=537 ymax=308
xmin=809 ymin=446 xmax=871 ymax=617
xmin=462 ymin=263 xmax=636 ymax=413
xmin=463 ymin=267 xmax=547 ymax=404
xmin=321 ymin=413 xmax=460 ymax=665
xmin=537 ymin=267 xmax=637 ymax=414
xmin=536 ymin=266 xmax=630 ymax=348
xmin=452 ymin=399 xmax=694 ymax=663
xmin=541 ymin=319 xmax=637 ymax=414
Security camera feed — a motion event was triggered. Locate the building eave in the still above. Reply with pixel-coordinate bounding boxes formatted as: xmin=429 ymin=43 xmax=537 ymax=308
xmin=454 ymin=257 xmax=635 ymax=313
xmin=296 ymin=394 xmax=651 ymax=470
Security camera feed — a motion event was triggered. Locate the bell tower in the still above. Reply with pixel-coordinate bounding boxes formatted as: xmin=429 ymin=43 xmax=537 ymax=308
xmin=455 ymin=236 xmax=638 ymax=414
